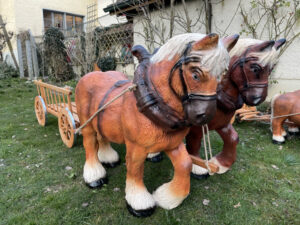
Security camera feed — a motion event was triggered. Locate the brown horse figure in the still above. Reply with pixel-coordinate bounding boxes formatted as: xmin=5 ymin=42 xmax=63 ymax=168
xmin=271 ymin=90 xmax=300 ymax=144
xmin=75 ymin=33 xmax=239 ymax=217
xmin=186 ymin=38 xmax=286 ymax=177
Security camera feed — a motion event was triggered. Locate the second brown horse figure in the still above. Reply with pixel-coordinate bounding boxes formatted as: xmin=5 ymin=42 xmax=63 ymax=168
xmin=186 ymin=38 xmax=286 ymax=177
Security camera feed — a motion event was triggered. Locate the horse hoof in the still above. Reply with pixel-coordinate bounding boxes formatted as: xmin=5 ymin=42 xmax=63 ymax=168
xmin=86 ymin=177 xmax=108 ymax=189
xmin=272 ymin=139 xmax=285 ymax=145
xmin=126 ymin=202 xmax=156 ymax=217
xmin=190 ymin=172 xmax=210 ymax=180
xmin=102 ymin=159 xmax=121 ymax=168
xmin=288 ymin=131 xmax=299 ymax=136
xmin=146 ymin=153 xmax=163 ymax=163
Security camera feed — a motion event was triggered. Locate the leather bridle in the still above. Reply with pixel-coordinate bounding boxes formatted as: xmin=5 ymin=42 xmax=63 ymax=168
xmin=132 ymin=42 xmax=219 ymax=131
xmin=230 ymin=48 xmax=269 ymax=92
xmin=168 ymin=42 xmax=217 ymax=104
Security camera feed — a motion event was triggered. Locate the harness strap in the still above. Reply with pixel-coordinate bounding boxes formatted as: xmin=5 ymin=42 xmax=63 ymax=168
xmin=75 ymin=82 xmax=136 ymax=135
xmin=97 ymin=80 xmax=131 ymax=138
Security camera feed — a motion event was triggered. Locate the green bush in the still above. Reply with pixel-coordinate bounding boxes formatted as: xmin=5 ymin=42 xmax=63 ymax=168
xmin=97 ymin=56 xmax=116 ymax=72
xmin=44 ymin=27 xmax=73 ymax=81
xmin=0 ymin=62 xmax=19 ymax=79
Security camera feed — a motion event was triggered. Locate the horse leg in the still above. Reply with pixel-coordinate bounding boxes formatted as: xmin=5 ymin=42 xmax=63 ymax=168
xmin=97 ymin=135 xmax=120 ymax=168
xmin=272 ymin=117 xmax=286 ymax=144
xmin=125 ymin=140 xmax=156 ymax=217
xmin=153 ymin=143 xmax=192 ymax=209
xmin=209 ymin=123 xmax=239 ymax=174
xmin=146 ymin=152 xmax=163 ymax=163
xmin=186 ymin=127 xmax=209 ymax=179
xmin=82 ymin=129 xmax=107 ymax=188
xmin=288 ymin=124 xmax=299 ymax=135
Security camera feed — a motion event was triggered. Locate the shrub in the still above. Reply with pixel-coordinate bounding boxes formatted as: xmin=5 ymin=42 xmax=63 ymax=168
xmin=44 ymin=27 xmax=73 ymax=81
xmin=97 ymin=56 xmax=116 ymax=72
xmin=0 ymin=62 xmax=19 ymax=79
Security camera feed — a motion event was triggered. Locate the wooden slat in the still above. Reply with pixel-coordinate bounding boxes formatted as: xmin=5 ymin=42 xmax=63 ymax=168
xmin=49 ymin=90 xmax=55 ymax=110
xmin=67 ymin=94 xmax=72 ymax=114
xmin=190 ymin=155 xmax=219 ymax=173
xmin=57 ymin=92 xmax=62 ymax=112
xmin=34 ymin=80 xmax=72 ymax=95
xmin=62 ymin=93 xmax=66 ymax=109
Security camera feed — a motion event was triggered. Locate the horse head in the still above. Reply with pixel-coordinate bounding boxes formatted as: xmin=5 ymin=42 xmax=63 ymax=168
xmin=228 ymin=38 xmax=286 ymax=106
xmin=132 ymin=33 xmax=239 ymax=129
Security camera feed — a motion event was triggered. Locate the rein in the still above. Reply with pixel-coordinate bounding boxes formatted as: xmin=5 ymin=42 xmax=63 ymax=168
xmin=201 ymin=124 xmax=214 ymax=175
xmin=74 ymin=83 xmax=137 ymax=135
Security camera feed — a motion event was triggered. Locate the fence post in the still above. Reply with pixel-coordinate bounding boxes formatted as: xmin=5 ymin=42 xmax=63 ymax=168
xmin=25 ymin=40 xmax=34 ymax=80
xmin=17 ymin=38 xmax=24 ymax=78
xmin=28 ymin=30 xmax=39 ymax=79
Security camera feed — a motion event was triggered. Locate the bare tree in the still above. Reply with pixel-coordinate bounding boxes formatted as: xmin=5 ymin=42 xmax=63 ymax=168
xmin=240 ymin=0 xmax=300 ymax=55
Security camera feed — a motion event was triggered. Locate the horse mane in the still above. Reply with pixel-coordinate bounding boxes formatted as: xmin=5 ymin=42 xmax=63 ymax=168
xmin=230 ymin=38 xmax=279 ymax=67
xmin=150 ymin=33 xmax=230 ymax=77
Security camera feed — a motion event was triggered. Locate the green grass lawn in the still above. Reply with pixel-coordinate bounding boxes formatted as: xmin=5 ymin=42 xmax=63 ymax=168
xmin=0 ymin=78 xmax=299 ymax=225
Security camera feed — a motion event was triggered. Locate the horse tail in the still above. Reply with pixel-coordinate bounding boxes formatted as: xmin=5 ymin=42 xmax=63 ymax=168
xmin=270 ymin=93 xmax=280 ymax=131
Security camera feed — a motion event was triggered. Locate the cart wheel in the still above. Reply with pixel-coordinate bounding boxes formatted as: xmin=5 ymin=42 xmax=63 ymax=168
xmin=34 ymin=96 xmax=47 ymax=126
xmin=58 ymin=108 xmax=77 ymax=148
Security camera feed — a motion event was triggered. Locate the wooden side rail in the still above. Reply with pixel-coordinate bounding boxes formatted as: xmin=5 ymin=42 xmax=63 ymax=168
xmin=34 ymin=80 xmax=73 ymax=116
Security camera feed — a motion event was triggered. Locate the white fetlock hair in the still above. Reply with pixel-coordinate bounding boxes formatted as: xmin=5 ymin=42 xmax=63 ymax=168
xmin=192 ymin=164 xmax=208 ymax=175
xmin=125 ymin=180 xmax=155 ymax=210
xmin=83 ymin=161 xmax=106 ymax=183
xmin=153 ymin=182 xmax=187 ymax=210
xmin=97 ymin=144 xmax=119 ymax=163
xmin=209 ymin=157 xmax=230 ymax=174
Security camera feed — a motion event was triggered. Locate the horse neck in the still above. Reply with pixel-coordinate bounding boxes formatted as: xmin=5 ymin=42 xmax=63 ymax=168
xmin=218 ymin=69 xmax=243 ymax=111
xmin=149 ymin=61 xmax=184 ymax=115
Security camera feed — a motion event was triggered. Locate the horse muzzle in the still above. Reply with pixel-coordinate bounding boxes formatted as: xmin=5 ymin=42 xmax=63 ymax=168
xmin=241 ymin=85 xmax=268 ymax=106
xmin=183 ymin=94 xmax=217 ymax=126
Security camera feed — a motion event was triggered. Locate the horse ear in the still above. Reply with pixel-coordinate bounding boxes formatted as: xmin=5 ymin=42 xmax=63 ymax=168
xmin=255 ymin=40 xmax=275 ymax=52
xmin=131 ymin=45 xmax=151 ymax=63
xmin=192 ymin=33 xmax=219 ymax=51
xmin=222 ymin=34 xmax=239 ymax=52
xmin=274 ymin=38 xmax=286 ymax=50
xmin=93 ymin=63 xmax=101 ymax=71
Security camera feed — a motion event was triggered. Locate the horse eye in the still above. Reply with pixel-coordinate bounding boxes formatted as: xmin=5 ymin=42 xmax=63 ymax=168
xmin=250 ymin=64 xmax=262 ymax=74
xmin=192 ymin=73 xmax=200 ymax=81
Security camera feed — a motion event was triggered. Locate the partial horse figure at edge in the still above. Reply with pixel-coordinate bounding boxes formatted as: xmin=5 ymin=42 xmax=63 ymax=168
xmin=271 ymin=90 xmax=300 ymax=144
xmin=75 ymin=33 xmax=239 ymax=217
xmin=186 ymin=38 xmax=286 ymax=177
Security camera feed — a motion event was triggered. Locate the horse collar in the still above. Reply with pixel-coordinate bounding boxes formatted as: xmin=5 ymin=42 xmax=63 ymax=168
xmin=133 ymin=57 xmax=187 ymax=131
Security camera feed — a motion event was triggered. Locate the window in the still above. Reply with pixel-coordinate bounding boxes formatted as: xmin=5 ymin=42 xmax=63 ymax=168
xmin=43 ymin=10 xmax=84 ymax=33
